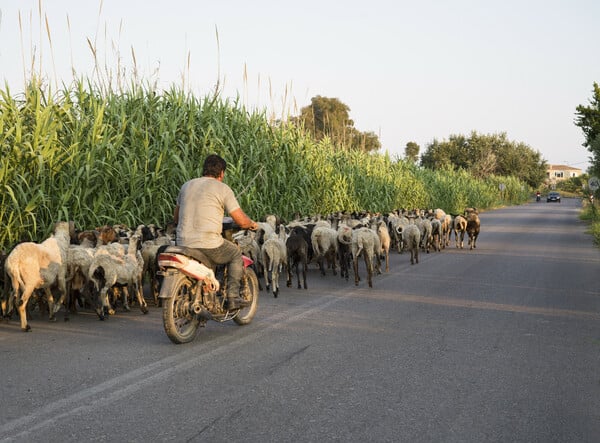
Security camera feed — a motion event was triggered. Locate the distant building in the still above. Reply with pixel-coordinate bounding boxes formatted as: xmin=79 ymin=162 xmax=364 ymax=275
xmin=546 ymin=164 xmax=583 ymax=184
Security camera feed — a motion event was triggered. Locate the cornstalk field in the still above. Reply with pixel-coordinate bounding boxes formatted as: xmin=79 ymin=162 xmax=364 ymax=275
xmin=0 ymin=80 xmax=530 ymax=250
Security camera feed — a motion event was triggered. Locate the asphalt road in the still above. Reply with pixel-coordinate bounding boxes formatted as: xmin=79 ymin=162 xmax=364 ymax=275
xmin=1 ymin=198 xmax=599 ymax=443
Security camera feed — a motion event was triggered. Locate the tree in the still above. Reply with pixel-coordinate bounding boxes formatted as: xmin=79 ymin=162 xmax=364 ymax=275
xmin=404 ymin=142 xmax=420 ymax=163
xmin=420 ymin=131 xmax=547 ymax=188
xmin=574 ymin=82 xmax=600 ymax=175
xmin=292 ymin=96 xmax=380 ymax=152
xmin=350 ymin=129 xmax=381 ymax=152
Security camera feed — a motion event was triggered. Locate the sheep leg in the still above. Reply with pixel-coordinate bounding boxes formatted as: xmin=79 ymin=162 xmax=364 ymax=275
xmin=17 ymin=301 xmax=31 ymax=331
xmin=338 ymin=248 xmax=347 ymax=280
xmin=295 ymin=264 xmax=301 ymax=289
xmin=339 ymin=256 xmax=347 ymax=280
xmin=263 ymin=257 xmax=271 ymax=293
xmin=49 ymin=279 xmax=69 ymax=322
xmin=353 ymin=255 xmax=360 ymax=286
xmin=0 ymin=295 xmax=5 ymax=318
xmin=152 ymin=276 xmax=161 ymax=306
xmin=264 ymin=269 xmax=271 ymax=294
xmin=286 ymin=262 xmax=293 ymax=288
xmin=291 ymin=262 xmax=300 ymax=289
xmin=273 ymin=268 xmax=279 ymax=298
xmin=301 ymin=260 xmax=307 ymax=289
xmin=121 ymin=287 xmax=131 ymax=312
xmin=329 ymin=249 xmax=337 ymax=277
xmin=1 ymin=288 xmax=14 ymax=319
xmin=133 ymin=281 xmax=148 ymax=314
xmin=16 ymin=286 xmax=34 ymax=332
xmin=470 ymin=233 xmax=478 ymax=249
xmin=364 ymin=253 xmax=373 ymax=288
xmin=318 ymin=257 xmax=326 ymax=276
xmin=44 ymin=288 xmax=59 ymax=322
xmin=255 ymin=263 xmax=264 ymax=291
xmin=95 ymin=288 xmax=107 ymax=320
xmin=295 ymin=262 xmax=301 ymax=289
xmin=96 ymin=287 xmax=115 ymax=320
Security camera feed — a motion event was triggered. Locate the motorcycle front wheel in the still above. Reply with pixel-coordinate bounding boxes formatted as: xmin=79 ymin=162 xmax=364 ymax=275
xmin=162 ymin=272 xmax=200 ymax=344
xmin=234 ymin=267 xmax=259 ymax=325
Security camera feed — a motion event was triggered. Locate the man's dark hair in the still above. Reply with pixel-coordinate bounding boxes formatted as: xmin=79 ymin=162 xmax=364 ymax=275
xmin=202 ymin=154 xmax=227 ymax=178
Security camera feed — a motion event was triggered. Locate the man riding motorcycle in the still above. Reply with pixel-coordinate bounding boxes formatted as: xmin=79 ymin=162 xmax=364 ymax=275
xmin=173 ymin=154 xmax=258 ymax=310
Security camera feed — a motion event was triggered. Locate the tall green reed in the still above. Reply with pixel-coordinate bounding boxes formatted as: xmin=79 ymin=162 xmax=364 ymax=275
xmin=0 ymin=78 xmax=529 ymax=250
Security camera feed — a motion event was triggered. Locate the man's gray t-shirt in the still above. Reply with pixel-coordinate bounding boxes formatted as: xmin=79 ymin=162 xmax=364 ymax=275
xmin=176 ymin=176 xmax=241 ymax=249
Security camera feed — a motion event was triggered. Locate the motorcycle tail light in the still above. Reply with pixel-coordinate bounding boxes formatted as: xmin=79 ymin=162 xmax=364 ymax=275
xmin=158 ymin=253 xmax=185 ymax=268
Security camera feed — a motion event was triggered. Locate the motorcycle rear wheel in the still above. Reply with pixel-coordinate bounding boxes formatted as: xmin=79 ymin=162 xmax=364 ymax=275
xmin=162 ymin=272 xmax=200 ymax=344
xmin=234 ymin=267 xmax=259 ymax=325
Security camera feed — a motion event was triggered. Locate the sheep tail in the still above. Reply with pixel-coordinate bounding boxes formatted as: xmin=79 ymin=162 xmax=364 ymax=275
xmin=5 ymin=262 xmax=25 ymax=298
xmin=356 ymin=235 xmax=365 ymax=257
xmin=312 ymin=232 xmax=322 ymax=257
xmin=261 ymin=247 xmax=273 ymax=273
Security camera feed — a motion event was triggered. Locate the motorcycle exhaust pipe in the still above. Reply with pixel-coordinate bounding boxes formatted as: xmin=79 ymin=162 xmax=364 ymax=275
xmin=190 ymin=303 xmax=213 ymax=321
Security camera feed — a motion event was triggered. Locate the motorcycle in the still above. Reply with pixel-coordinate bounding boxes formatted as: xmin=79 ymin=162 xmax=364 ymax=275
xmin=536 ymin=193 xmax=541 ymax=202
xmin=157 ymin=220 xmax=259 ymax=344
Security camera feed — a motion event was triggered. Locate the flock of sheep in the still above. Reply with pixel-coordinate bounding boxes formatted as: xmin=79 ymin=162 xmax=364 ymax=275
xmin=0 ymin=208 xmax=480 ymax=332
xmin=239 ymin=207 xmax=481 ymax=296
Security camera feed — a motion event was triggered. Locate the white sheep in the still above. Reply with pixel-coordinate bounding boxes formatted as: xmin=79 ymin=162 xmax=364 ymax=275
xmin=311 ymin=225 xmax=338 ymax=276
xmin=260 ymin=225 xmax=288 ymax=297
xmin=88 ymin=234 xmax=148 ymax=319
xmin=4 ymin=221 xmax=71 ymax=331
xmin=351 ymin=227 xmax=381 ymax=288
xmin=375 ymin=219 xmax=391 ymax=272
xmin=433 ymin=208 xmax=452 ymax=248
xmin=429 ymin=218 xmax=443 ymax=252
xmin=452 ymin=214 xmax=468 ymax=249
xmin=66 ymin=240 xmax=131 ymax=310
xmin=388 ymin=213 xmax=410 ymax=253
xmin=65 ymin=243 xmax=97 ymax=312
xmin=402 ymin=223 xmax=421 ymax=265
xmin=415 ymin=216 xmax=433 ymax=253
xmin=233 ymin=229 xmax=261 ymax=265
xmin=253 ymin=221 xmax=277 ymax=280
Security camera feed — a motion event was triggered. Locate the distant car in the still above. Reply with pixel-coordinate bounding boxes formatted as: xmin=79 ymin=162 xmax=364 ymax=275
xmin=547 ymin=191 xmax=561 ymax=203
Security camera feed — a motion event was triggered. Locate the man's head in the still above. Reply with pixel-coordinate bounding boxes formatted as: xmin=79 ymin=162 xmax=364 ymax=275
xmin=202 ymin=154 xmax=227 ymax=178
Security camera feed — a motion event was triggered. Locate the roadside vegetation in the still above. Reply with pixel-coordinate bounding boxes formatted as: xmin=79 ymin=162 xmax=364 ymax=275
xmin=579 ymin=199 xmax=600 ymax=245
xmin=544 ymin=175 xmax=600 ymax=246
xmin=0 ymin=79 xmax=531 ymax=250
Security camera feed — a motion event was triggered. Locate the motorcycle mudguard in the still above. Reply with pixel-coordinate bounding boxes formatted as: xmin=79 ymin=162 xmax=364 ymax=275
xmin=158 ymin=252 xmax=220 ymax=291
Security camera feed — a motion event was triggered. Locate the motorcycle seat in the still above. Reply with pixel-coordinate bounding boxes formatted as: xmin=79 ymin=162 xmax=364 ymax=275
xmin=162 ymin=245 xmax=216 ymax=270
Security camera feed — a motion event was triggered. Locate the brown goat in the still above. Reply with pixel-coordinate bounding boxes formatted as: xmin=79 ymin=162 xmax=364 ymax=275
xmin=464 ymin=208 xmax=480 ymax=250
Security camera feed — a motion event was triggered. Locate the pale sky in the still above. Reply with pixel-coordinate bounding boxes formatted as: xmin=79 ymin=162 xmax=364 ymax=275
xmin=1 ymin=0 xmax=598 ymax=171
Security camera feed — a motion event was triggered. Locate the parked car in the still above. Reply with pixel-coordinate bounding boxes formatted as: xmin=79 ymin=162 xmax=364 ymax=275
xmin=547 ymin=191 xmax=561 ymax=203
